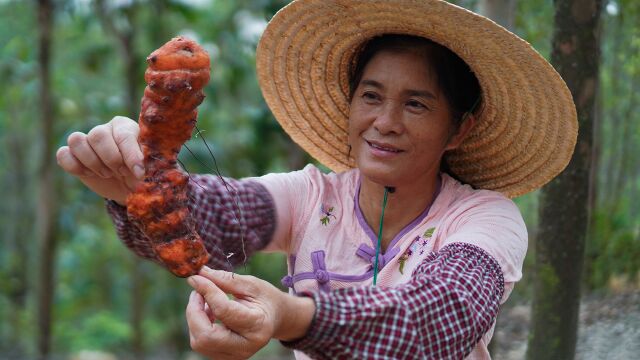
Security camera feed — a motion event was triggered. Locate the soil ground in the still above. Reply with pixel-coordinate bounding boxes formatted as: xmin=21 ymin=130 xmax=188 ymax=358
xmin=493 ymin=289 xmax=640 ymax=360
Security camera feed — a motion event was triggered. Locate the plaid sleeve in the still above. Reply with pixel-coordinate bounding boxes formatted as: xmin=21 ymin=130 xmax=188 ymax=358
xmin=105 ymin=175 xmax=277 ymax=271
xmin=282 ymin=242 xmax=504 ymax=360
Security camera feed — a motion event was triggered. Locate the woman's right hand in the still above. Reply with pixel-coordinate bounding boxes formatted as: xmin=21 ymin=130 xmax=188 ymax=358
xmin=56 ymin=116 xmax=145 ymax=205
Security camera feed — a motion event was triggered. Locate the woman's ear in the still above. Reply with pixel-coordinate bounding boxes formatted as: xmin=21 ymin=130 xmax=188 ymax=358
xmin=445 ymin=114 xmax=476 ymax=151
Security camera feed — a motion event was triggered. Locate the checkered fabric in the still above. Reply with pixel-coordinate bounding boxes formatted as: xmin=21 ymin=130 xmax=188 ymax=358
xmin=107 ymin=175 xmax=505 ymax=359
xmin=106 ymin=175 xmax=276 ymax=270
xmin=282 ymin=242 xmax=504 ymax=359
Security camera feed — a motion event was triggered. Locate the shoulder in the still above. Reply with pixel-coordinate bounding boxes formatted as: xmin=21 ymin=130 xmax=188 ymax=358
xmin=254 ymin=164 xmax=357 ymax=190
xmin=434 ymin=173 xmax=528 ymax=283
xmin=436 ymin=173 xmax=524 ymax=225
xmin=251 ymin=164 xmax=359 ymax=224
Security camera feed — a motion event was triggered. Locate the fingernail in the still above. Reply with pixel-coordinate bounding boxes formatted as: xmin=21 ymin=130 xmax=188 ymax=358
xmin=133 ymin=164 xmax=145 ymax=179
xmin=187 ymin=276 xmax=197 ymax=287
xmin=100 ymin=171 xmax=112 ymax=179
xmin=202 ymin=266 xmax=213 ymax=273
xmin=83 ymin=171 xmax=96 ymax=178
xmin=189 ymin=290 xmax=196 ymax=300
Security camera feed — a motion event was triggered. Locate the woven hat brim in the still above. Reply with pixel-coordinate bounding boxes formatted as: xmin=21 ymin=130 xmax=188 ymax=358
xmin=256 ymin=0 xmax=578 ymax=198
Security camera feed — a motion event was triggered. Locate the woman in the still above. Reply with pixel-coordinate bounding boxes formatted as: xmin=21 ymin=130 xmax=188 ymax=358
xmin=56 ymin=0 xmax=577 ymax=359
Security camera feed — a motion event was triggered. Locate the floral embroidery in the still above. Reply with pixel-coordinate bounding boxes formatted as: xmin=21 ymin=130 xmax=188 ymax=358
xmin=320 ymin=204 xmax=337 ymax=226
xmin=423 ymin=227 xmax=435 ymax=238
xmin=399 ymin=236 xmax=420 ymax=274
xmin=399 ymin=227 xmax=436 ymax=274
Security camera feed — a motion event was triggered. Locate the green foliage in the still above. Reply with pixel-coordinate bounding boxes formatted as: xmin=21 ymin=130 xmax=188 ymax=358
xmin=584 ymin=0 xmax=640 ymax=291
xmin=587 ymin=207 xmax=640 ymax=289
xmin=56 ymin=311 xmax=132 ymax=352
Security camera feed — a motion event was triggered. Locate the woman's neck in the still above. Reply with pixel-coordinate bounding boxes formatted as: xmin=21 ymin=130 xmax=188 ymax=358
xmin=358 ymin=171 xmax=440 ymax=252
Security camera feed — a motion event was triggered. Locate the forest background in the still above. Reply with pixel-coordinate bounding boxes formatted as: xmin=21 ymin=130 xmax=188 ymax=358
xmin=0 ymin=0 xmax=638 ymax=359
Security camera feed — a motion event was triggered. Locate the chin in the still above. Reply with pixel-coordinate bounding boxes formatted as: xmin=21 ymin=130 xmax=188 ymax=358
xmin=357 ymin=161 xmax=402 ymax=187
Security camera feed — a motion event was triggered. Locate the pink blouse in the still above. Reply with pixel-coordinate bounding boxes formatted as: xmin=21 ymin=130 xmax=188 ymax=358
xmin=256 ymin=165 xmax=527 ymax=359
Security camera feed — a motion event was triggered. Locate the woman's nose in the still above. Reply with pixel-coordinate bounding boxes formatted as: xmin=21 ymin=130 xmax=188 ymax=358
xmin=373 ymin=102 xmax=403 ymax=135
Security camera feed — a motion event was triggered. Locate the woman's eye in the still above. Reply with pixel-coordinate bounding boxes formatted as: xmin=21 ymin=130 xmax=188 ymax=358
xmin=362 ymin=92 xmax=380 ymax=102
xmin=407 ymin=100 xmax=428 ymax=110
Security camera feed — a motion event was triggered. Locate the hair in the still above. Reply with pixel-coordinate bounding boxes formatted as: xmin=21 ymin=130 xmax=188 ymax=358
xmin=348 ymin=34 xmax=482 ymax=128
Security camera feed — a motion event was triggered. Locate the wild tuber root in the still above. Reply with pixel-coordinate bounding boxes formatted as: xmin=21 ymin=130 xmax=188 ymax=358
xmin=126 ymin=36 xmax=211 ymax=278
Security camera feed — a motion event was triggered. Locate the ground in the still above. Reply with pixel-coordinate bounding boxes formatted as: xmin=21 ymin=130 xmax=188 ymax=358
xmin=493 ymin=289 xmax=640 ymax=359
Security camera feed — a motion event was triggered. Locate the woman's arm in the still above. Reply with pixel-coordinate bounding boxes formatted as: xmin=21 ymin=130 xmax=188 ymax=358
xmin=106 ymin=174 xmax=277 ymax=270
xmin=185 ymin=242 xmax=504 ymax=359
xmin=283 ymin=242 xmax=503 ymax=359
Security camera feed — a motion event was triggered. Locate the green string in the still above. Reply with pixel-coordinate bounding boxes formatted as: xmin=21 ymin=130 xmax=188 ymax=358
xmin=372 ymin=187 xmax=390 ymax=286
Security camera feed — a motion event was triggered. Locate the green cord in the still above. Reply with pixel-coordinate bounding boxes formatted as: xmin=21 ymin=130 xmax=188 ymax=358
xmin=373 ymin=187 xmax=390 ymax=286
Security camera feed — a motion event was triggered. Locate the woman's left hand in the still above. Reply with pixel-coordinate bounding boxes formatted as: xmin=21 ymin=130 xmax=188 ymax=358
xmin=186 ymin=266 xmax=315 ymax=360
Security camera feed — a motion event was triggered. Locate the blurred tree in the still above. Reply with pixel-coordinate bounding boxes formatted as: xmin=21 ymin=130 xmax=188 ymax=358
xmin=586 ymin=0 xmax=640 ymax=290
xmin=35 ymin=0 xmax=59 ymax=358
xmin=528 ymin=1 xmax=603 ymax=359
xmin=476 ymin=0 xmax=517 ymax=29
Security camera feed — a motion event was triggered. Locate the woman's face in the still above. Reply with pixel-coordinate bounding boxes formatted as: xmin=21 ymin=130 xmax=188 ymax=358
xmin=348 ymin=50 xmax=465 ymax=187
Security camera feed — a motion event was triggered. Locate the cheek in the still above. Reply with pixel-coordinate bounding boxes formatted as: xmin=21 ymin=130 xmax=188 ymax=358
xmin=409 ymin=126 xmax=451 ymax=156
xmin=347 ymin=106 xmax=367 ymax=140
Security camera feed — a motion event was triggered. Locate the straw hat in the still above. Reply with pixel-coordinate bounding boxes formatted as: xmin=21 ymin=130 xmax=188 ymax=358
xmin=256 ymin=0 xmax=577 ymax=198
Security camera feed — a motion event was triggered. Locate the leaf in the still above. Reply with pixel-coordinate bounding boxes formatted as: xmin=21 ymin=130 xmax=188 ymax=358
xmin=399 ymin=259 xmax=406 ymax=274
xmin=423 ymin=227 xmax=435 ymax=238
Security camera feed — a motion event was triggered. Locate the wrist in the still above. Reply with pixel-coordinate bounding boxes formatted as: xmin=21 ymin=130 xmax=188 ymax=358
xmin=274 ymin=293 xmax=316 ymax=341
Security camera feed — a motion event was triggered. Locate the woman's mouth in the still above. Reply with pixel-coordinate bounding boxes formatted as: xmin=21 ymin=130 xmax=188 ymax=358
xmin=366 ymin=140 xmax=403 ymax=156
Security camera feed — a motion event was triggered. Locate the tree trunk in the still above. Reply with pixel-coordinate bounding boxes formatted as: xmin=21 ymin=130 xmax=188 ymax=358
xmin=36 ymin=0 xmax=58 ymax=358
xmin=527 ymin=1 xmax=603 ymax=359
xmin=476 ymin=0 xmax=517 ymax=30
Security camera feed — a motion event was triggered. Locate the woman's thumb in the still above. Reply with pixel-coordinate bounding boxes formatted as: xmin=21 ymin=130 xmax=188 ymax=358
xmin=198 ymin=266 xmax=258 ymax=296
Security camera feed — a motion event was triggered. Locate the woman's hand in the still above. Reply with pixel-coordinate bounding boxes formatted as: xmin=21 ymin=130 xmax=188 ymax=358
xmin=186 ymin=266 xmax=315 ymax=360
xmin=56 ymin=116 xmax=144 ymax=205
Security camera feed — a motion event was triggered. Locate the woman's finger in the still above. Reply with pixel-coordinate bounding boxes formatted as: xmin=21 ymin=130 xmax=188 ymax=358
xmin=110 ymin=116 xmax=144 ymax=179
xmin=186 ymin=290 xmax=247 ymax=357
xmin=188 ymin=275 xmax=259 ymax=334
xmin=56 ymin=146 xmax=92 ymax=177
xmin=204 ymin=302 xmax=216 ymax=323
xmin=198 ymin=266 xmax=260 ymax=297
xmin=67 ymin=132 xmax=113 ymax=179
xmin=186 ymin=289 xmax=214 ymax=335
xmin=87 ymin=123 xmax=127 ymax=176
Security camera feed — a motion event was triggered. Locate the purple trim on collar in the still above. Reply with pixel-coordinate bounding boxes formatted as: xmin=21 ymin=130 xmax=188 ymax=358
xmin=311 ymin=250 xmax=331 ymax=293
xmin=283 ymin=175 xmax=443 ymax=292
xmin=354 ymin=174 xmax=442 ymax=253
xmin=291 ymin=268 xmax=375 ymax=284
xmin=356 ymin=243 xmax=401 ymax=271
xmin=281 ymin=254 xmax=298 ymax=292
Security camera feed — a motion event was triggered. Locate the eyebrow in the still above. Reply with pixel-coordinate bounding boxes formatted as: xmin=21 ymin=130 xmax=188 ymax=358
xmin=360 ymin=79 xmax=438 ymax=100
